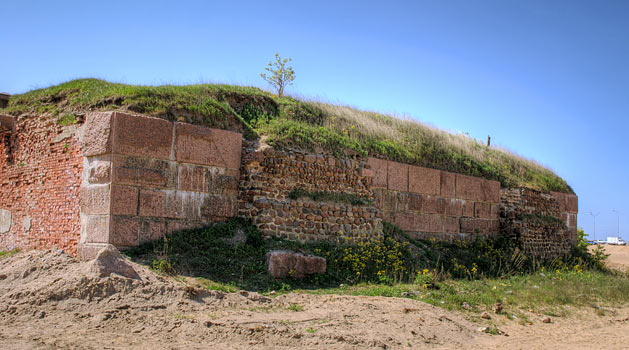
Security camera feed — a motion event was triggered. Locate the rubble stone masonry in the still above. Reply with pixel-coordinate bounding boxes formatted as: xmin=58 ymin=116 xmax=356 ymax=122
xmin=0 ymin=111 xmax=578 ymax=259
xmin=501 ymin=188 xmax=578 ymax=259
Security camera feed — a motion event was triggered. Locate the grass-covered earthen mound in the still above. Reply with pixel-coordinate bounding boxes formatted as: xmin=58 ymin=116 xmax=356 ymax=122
xmin=2 ymin=78 xmax=572 ymax=193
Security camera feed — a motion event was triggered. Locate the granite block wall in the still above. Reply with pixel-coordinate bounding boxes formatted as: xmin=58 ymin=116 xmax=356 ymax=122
xmin=369 ymin=157 xmax=501 ymax=241
xmin=78 ymin=112 xmax=241 ymax=259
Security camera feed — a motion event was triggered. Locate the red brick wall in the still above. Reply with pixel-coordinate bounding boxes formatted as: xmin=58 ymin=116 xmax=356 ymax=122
xmin=0 ymin=114 xmax=82 ymax=255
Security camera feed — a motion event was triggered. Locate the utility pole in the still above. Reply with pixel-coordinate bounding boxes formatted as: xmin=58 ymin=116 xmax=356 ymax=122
xmin=613 ymin=209 xmax=620 ymax=237
xmin=589 ymin=211 xmax=600 ymax=242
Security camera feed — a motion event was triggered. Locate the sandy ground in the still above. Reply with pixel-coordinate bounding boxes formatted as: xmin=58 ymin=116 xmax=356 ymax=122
xmin=1 ymin=250 xmax=629 ymax=349
xmin=590 ymin=244 xmax=629 ymax=271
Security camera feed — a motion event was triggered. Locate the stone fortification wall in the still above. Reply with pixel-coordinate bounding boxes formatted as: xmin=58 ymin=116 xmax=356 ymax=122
xmin=368 ymin=157 xmax=501 ymax=240
xmin=238 ymin=143 xmax=382 ymax=243
xmin=500 ymin=188 xmax=578 ymax=259
xmin=0 ymin=111 xmax=578 ymax=259
xmin=0 ymin=114 xmax=82 ymax=255
xmin=78 ymin=112 xmax=241 ymax=259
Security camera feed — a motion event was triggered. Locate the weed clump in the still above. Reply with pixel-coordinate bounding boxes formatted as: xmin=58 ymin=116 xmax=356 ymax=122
xmin=125 ymin=219 xmax=606 ymax=293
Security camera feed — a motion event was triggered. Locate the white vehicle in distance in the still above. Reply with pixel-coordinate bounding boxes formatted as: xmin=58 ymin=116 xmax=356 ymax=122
xmin=607 ymin=237 xmax=627 ymax=245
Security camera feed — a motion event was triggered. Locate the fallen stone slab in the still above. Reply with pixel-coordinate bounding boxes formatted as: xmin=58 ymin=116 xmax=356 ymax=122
xmin=266 ymin=250 xmax=326 ymax=279
xmin=86 ymin=244 xmax=141 ymax=280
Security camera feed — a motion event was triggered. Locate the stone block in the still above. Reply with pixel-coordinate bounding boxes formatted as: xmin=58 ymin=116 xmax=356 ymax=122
xmin=490 ymin=203 xmax=500 ymax=219
xmin=77 ymin=243 xmax=111 ymax=261
xmin=367 ymin=157 xmax=388 ymax=188
xmin=460 ymin=218 xmax=489 ymax=234
xmin=481 ymin=180 xmax=501 ymax=203
xmin=80 ymin=185 xmax=110 ymax=215
xmin=0 ymin=209 xmax=11 ymax=233
xmin=170 ymin=191 xmax=203 ymax=220
xmin=139 ymin=189 xmax=168 ymax=217
xmin=112 ymin=112 xmax=173 ymax=160
xmin=359 ymin=167 xmax=374 ymax=178
xmin=110 ymin=216 xmax=140 ymax=247
xmin=201 ymin=195 xmax=236 ymax=219
xmin=488 ymin=220 xmax=500 ymax=234
xmin=0 ymin=115 xmax=16 ymax=133
xmin=440 ymin=171 xmax=455 ymax=198
xmin=86 ymin=245 xmax=140 ymax=279
xmin=566 ymin=194 xmax=578 ymax=214
xmin=566 ymin=213 xmax=577 ymax=229
xmin=83 ymin=215 xmax=110 ymax=243
xmin=175 ymin=122 xmax=242 ymax=169
xmin=417 ymin=214 xmax=443 ymax=233
xmin=387 ymin=161 xmax=408 ymax=192
xmin=392 ymin=212 xmax=416 ymax=231
xmin=177 ymin=164 xmax=206 ymax=192
xmin=409 ymin=165 xmax=440 ymax=195
xmin=140 ymin=219 xmax=166 ymax=243
xmin=422 ymin=196 xmax=446 ymax=215
xmin=455 ymin=174 xmax=482 ymax=201
xmin=474 ymin=202 xmax=491 ymax=219
xmin=110 ymin=185 xmax=138 ymax=216
xmin=551 ymin=192 xmax=567 ymax=212
xmin=82 ymin=112 xmax=114 ymax=156
xmin=87 ymin=158 xmax=112 ymax=184
xmin=444 ymin=217 xmax=459 ymax=233
xmin=266 ymin=250 xmax=326 ymax=279
xmin=462 ymin=200 xmax=474 ymax=217
xmin=408 ymin=193 xmax=422 ymax=212
xmin=112 ymin=155 xmax=177 ymax=188
xmin=445 ymin=199 xmax=462 ymax=217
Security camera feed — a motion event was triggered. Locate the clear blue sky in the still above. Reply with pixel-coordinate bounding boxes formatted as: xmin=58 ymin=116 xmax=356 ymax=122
xmin=1 ymin=0 xmax=627 ymax=240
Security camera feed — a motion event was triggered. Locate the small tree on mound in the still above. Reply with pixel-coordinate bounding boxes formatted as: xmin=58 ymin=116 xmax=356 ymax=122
xmin=260 ymin=53 xmax=295 ymax=97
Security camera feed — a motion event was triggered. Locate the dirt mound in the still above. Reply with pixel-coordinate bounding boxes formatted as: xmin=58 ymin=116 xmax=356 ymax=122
xmin=0 ymin=250 xmax=485 ymax=349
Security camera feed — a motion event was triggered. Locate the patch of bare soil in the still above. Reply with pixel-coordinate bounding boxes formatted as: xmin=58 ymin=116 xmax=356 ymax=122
xmin=1 ymin=250 xmax=629 ymax=349
xmin=590 ymin=244 xmax=629 ymax=271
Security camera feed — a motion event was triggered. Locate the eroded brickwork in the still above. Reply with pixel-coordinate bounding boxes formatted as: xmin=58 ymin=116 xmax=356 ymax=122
xmin=501 ymin=188 xmax=578 ymax=259
xmin=0 ymin=114 xmax=82 ymax=255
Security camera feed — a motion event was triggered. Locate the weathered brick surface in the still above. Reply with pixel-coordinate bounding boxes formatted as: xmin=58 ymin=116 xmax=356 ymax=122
xmin=0 ymin=114 xmax=82 ymax=255
xmin=409 ymin=165 xmax=440 ymax=195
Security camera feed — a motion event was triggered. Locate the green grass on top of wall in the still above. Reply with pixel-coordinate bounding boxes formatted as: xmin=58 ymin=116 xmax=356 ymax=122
xmin=2 ymin=78 xmax=572 ymax=193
